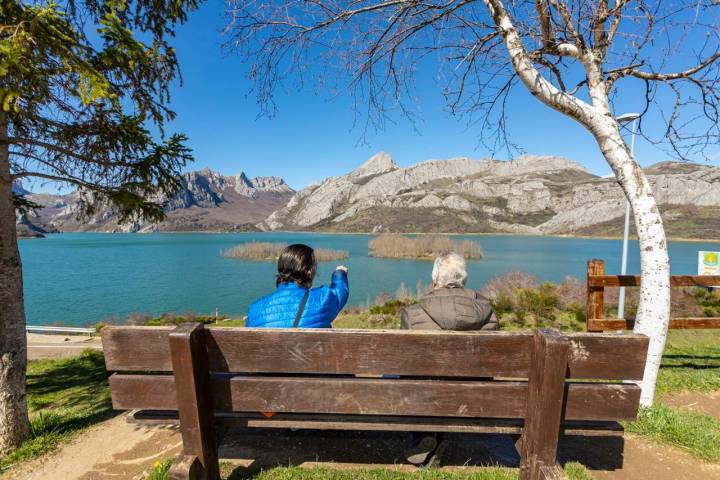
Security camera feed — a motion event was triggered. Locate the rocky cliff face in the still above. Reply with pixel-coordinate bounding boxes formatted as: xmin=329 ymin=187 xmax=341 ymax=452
xmin=260 ymin=153 xmax=720 ymax=238
xmin=15 ymin=169 xmax=294 ymax=233
xmin=15 ymin=154 xmax=720 ymax=238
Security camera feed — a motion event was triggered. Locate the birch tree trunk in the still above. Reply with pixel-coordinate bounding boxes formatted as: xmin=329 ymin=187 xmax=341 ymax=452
xmin=483 ymin=0 xmax=671 ymax=406
xmin=582 ymin=58 xmax=671 ymax=407
xmin=588 ymin=121 xmax=671 ymax=406
xmin=0 ymin=111 xmax=30 ymax=452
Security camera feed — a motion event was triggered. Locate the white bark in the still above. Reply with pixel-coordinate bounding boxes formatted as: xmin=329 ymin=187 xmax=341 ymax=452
xmin=588 ymin=121 xmax=670 ymax=406
xmin=483 ymin=0 xmax=671 ymax=405
xmin=0 ymin=111 xmax=31 ymax=452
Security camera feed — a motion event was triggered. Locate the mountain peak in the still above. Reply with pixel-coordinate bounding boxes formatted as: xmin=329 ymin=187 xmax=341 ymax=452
xmin=251 ymin=176 xmax=292 ymax=193
xmin=234 ymin=171 xmax=252 ymax=188
xmin=348 ymin=152 xmax=398 ymax=182
xmin=644 ymin=161 xmax=710 ymax=175
xmin=514 ymin=155 xmax=587 ymax=171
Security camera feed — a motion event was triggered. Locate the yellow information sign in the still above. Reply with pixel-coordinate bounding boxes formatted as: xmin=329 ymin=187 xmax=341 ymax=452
xmin=698 ymin=251 xmax=720 ymax=276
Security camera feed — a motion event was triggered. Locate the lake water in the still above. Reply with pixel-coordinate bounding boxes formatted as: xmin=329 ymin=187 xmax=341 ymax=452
xmin=18 ymin=232 xmax=720 ymax=327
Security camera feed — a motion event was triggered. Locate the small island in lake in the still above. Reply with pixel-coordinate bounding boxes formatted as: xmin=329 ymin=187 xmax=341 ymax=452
xmin=368 ymin=234 xmax=483 ymax=260
xmin=222 ymin=241 xmax=348 ymax=261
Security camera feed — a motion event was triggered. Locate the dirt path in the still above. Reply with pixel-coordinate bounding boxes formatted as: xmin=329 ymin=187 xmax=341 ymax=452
xmin=662 ymin=390 xmax=720 ymax=419
xmin=8 ymin=419 xmax=720 ymax=479
xmin=591 ymin=433 xmax=720 ymax=480
xmin=27 ymin=333 xmax=102 ymax=360
xmin=7 ymin=416 xmax=181 ymax=480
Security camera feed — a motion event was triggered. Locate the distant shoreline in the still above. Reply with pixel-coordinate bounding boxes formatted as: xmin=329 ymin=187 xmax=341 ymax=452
xmin=19 ymin=229 xmax=720 ymax=244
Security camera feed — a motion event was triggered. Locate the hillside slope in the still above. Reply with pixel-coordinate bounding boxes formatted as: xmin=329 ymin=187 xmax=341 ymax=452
xmin=15 ymin=169 xmax=294 ymax=234
xmin=260 ymin=153 xmax=720 ymax=239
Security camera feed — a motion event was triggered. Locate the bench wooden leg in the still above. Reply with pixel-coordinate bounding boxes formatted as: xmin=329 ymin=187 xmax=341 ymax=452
xmin=169 ymin=323 xmax=220 ymax=480
xmin=169 ymin=454 xmax=203 ymax=480
xmin=520 ymin=328 xmax=569 ymax=480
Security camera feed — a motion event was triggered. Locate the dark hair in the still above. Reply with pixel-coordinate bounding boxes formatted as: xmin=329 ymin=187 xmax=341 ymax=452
xmin=276 ymin=244 xmax=317 ymax=289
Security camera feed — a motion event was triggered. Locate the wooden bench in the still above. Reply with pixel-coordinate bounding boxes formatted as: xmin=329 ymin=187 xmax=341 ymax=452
xmin=587 ymin=259 xmax=720 ymax=331
xmin=101 ymin=324 xmax=649 ymax=480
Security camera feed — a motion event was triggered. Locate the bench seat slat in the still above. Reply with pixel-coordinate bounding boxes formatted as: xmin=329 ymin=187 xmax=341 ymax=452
xmin=109 ymin=374 xmax=640 ymax=421
xmin=128 ymin=410 xmax=625 ymax=437
xmin=102 ymin=327 xmax=648 ymax=380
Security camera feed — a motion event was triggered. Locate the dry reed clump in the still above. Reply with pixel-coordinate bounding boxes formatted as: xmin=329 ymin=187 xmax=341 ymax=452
xmin=368 ymin=234 xmax=483 ymax=260
xmin=556 ymin=276 xmax=587 ymax=311
xmin=222 ymin=242 xmax=348 ymax=261
xmin=480 ymin=271 xmax=539 ymax=301
xmin=604 ymin=285 xmax=708 ymax=319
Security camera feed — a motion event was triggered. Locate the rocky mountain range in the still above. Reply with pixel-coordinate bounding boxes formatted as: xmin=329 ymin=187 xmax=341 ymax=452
xmin=15 ymin=169 xmax=293 ymax=235
xmin=259 ymin=152 xmax=720 ymax=239
xmin=15 ymin=152 xmax=720 ymax=239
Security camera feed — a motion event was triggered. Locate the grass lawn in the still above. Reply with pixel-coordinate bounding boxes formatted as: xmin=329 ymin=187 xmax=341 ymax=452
xmin=626 ymin=404 xmax=720 ymax=462
xmin=0 ymin=350 xmax=112 ymax=473
xmin=656 ymin=330 xmax=720 ymax=394
xmin=620 ymin=329 xmax=720 ymax=463
xmin=148 ymin=462 xmax=594 ymax=480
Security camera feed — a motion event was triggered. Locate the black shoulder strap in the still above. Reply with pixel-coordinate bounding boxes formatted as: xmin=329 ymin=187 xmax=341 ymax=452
xmin=293 ymin=289 xmax=310 ymax=328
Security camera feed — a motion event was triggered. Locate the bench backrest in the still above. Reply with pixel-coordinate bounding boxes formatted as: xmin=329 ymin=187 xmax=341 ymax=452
xmin=102 ymin=325 xmax=648 ymax=423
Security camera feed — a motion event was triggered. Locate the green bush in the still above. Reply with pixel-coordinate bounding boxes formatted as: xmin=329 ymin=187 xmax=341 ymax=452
xmin=693 ymin=288 xmax=720 ymax=317
xmin=369 ymin=299 xmax=415 ymax=316
xmin=490 ymin=293 xmax=514 ymax=316
xmin=144 ymin=312 xmax=226 ymax=326
xmin=515 ymin=283 xmax=558 ymax=320
xmin=491 ymin=282 xmax=564 ymax=329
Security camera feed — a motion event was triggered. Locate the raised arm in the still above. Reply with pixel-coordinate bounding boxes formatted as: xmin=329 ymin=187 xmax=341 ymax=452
xmin=326 ymin=267 xmax=350 ymax=319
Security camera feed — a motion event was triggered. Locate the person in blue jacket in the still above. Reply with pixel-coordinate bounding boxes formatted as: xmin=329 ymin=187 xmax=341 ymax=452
xmin=246 ymin=244 xmax=349 ymax=328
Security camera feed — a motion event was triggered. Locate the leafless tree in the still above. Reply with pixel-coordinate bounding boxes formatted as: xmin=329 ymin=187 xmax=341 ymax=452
xmin=224 ymin=0 xmax=720 ymax=405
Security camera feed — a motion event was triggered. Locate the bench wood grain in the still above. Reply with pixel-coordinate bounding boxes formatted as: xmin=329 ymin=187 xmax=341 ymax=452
xmin=102 ymin=324 xmax=648 ymax=480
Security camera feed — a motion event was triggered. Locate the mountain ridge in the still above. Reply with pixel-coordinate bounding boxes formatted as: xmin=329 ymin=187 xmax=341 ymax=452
xmin=259 ymin=153 xmax=720 ymax=239
xmin=14 ymin=154 xmax=720 ymax=239
xmin=15 ymin=170 xmax=294 ymax=234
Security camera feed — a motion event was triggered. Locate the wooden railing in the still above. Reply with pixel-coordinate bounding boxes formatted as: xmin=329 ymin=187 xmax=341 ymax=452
xmin=586 ymin=259 xmax=720 ymax=332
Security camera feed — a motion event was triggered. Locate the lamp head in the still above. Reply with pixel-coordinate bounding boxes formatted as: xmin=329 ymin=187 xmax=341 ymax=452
xmin=616 ymin=112 xmax=640 ymax=124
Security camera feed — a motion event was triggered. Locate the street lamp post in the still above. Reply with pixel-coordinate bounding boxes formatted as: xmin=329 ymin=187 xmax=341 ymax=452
xmin=616 ymin=112 xmax=640 ymax=319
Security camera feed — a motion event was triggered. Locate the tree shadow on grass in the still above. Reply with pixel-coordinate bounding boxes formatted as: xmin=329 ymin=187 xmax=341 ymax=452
xmin=27 ymin=350 xmax=111 ymax=412
xmin=661 ymin=364 xmax=720 ymax=370
xmin=25 ymin=350 xmax=114 ymax=440
xmin=218 ymin=428 xmax=624 ymax=479
xmin=0 ymin=351 xmax=115 ymax=471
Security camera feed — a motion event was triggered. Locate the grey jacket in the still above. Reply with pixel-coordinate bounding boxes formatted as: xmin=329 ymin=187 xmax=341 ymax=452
xmin=400 ymin=287 xmax=500 ymax=331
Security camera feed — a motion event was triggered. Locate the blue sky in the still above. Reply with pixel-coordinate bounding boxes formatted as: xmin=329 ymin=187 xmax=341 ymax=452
xmin=161 ymin=3 xmax=718 ymax=190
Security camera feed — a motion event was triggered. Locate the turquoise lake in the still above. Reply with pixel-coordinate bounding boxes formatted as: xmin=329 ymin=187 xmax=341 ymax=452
xmin=18 ymin=232 xmax=720 ymax=327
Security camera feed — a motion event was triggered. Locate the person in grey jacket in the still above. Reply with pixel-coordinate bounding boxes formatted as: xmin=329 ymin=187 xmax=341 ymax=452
xmin=400 ymin=252 xmax=499 ymax=332
xmin=401 ymin=252 xmax=499 ymax=466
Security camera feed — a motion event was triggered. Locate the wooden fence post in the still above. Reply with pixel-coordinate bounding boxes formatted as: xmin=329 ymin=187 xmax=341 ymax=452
xmin=168 ymin=323 xmax=220 ymax=480
xmin=520 ymin=328 xmax=570 ymax=480
xmin=586 ymin=259 xmax=605 ymax=332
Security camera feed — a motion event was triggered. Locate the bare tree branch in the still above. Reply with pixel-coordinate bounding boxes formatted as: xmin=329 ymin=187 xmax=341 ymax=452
xmin=626 ymin=51 xmax=720 ymax=81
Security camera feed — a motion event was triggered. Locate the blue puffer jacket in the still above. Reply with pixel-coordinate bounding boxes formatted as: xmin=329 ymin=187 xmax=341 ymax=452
xmin=246 ymin=270 xmax=349 ymax=328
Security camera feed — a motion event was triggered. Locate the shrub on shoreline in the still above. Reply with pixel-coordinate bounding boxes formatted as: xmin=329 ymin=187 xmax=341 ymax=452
xmin=222 ymin=242 xmax=348 ymax=261
xmin=96 ymin=272 xmax=720 ymax=332
xmin=481 ymin=273 xmax=587 ymax=331
xmin=368 ymin=234 xmax=483 ymax=260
